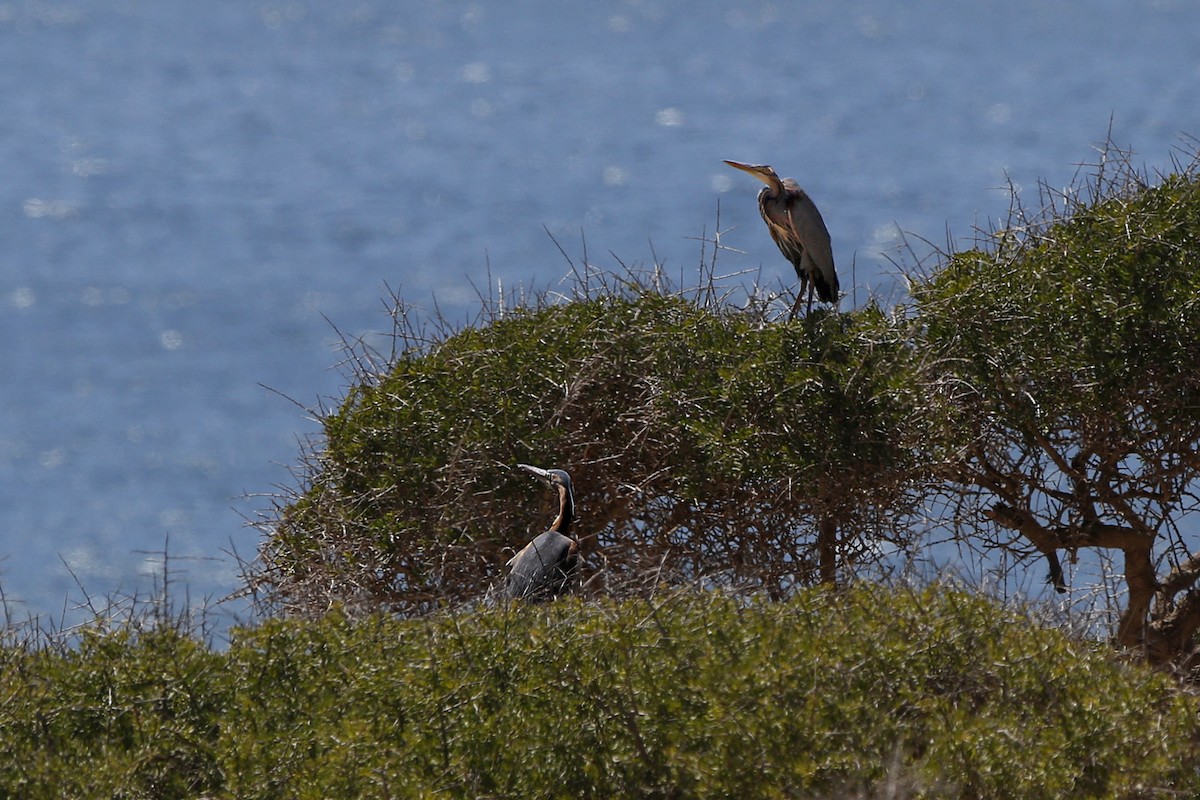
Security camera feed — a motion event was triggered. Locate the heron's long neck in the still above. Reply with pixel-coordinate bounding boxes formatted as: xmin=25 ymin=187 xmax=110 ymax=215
xmin=758 ymin=176 xmax=784 ymax=201
xmin=551 ymin=484 xmax=574 ymax=535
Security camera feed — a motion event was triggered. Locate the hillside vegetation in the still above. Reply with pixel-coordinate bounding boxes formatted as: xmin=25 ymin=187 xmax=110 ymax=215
xmin=6 ymin=142 xmax=1200 ymax=797
xmin=3 ymin=587 xmax=1198 ymax=798
xmin=257 ymin=290 xmax=922 ymax=616
xmin=252 ymin=143 xmax=1200 ymax=674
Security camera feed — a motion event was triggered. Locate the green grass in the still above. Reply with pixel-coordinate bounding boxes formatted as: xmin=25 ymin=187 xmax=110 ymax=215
xmin=1 ymin=586 xmax=1196 ymax=798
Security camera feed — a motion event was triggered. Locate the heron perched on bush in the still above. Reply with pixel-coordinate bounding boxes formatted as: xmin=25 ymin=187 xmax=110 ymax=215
xmin=506 ymin=464 xmax=580 ymax=600
xmin=724 ymin=159 xmax=839 ymax=318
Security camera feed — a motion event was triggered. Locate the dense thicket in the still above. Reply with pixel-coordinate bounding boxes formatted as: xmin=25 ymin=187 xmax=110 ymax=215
xmin=253 ymin=144 xmax=1200 ymax=671
xmin=3 ymin=587 xmax=1197 ymax=798
xmin=914 ymin=151 xmax=1200 ymax=668
xmin=7 ymin=143 xmax=1200 ymax=797
xmin=256 ymin=291 xmax=924 ymax=616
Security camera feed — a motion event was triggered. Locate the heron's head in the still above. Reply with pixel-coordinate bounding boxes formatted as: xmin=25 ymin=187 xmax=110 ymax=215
xmin=723 ymin=160 xmax=783 ymax=190
xmin=518 ymin=463 xmax=576 ymax=530
xmin=517 ymin=463 xmax=573 ymax=494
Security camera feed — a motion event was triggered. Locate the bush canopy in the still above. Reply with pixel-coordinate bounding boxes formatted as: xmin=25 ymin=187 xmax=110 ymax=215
xmin=251 ymin=141 xmax=1200 ymax=671
xmin=3 ymin=587 xmax=1198 ymax=798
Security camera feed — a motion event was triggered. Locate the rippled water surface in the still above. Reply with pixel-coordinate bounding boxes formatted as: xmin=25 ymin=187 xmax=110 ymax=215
xmin=1 ymin=1 xmax=1197 ymax=623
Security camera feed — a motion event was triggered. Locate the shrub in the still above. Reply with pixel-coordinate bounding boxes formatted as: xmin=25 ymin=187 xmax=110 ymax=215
xmin=5 ymin=587 xmax=1197 ymax=798
xmin=254 ymin=283 xmax=924 ymax=615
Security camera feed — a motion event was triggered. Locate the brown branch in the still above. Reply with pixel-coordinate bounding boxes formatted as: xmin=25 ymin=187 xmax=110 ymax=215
xmin=1031 ymin=429 xmax=1080 ymax=487
xmin=1093 ymin=447 xmax=1157 ymax=536
xmin=983 ymin=503 xmax=1066 ymax=593
xmin=1072 ymin=518 xmax=1155 ymax=550
xmin=984 ymin=492 xmax=1157 ymax=654
xmin=1157 ymin=553 xmax=1200 ymax=601
xmin=817 ymin=516 xmax=838 ymax=587
xmin=1149 ymin=590 xmax=1200 ymax=670
xmin=1116 ymin=545 xmax=1158 ymax=652
xmin=985 ymin=503 xmax=1157 ymax=652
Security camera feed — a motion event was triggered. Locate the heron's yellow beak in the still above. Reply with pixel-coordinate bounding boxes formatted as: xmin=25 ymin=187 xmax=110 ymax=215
xmin=723 ymin=160 xmax=777 ymax=187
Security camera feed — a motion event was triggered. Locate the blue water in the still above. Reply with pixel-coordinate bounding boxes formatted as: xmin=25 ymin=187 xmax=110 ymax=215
xmin=1 ymin=1 xmax=1197 ymax=625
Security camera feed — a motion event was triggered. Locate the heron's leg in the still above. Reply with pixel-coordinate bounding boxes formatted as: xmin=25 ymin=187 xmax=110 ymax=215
xmin=789 ymin=274 xmax=809 ymax=320
xmin=789 ymin=293 xmax=805 ymax=320
xmin=805 ymin=279 xmax=815 ymax=316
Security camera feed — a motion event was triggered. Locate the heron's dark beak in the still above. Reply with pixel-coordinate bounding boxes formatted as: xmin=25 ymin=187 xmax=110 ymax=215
xmin=517 ymin=463 xmax=553 ymax=485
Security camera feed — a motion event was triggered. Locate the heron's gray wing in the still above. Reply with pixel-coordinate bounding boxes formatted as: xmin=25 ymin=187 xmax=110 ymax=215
xmin=506 ymin=531 xmax=579 ymax=599
xmin=786 ymin=189 xmax=839 ymax=302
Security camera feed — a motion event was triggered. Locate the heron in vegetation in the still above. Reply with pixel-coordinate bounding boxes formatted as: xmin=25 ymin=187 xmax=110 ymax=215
xmin=724 ymin=160 xmax=839 ymax=318
xmin=506 ymin=463 xmax=580 ymax=600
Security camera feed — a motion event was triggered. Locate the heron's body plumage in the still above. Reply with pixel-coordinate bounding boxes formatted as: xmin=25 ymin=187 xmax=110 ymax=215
xmin=506 ymin=530 xmax=579 ymax=600
xmin=724 ymin=160 xmax=839 ymax=317
xmin=757 ymin=180 xmax=838 ymax=304
xmin=505 ymin=464 xmax=580 ymax=601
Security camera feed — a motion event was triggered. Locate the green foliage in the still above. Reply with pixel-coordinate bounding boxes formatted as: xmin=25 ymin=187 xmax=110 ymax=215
xmin=2 ymin=588 xmax=1197 ymax=798
xmin=0 ymin=626 xmax=226 ymax=798
xmin=209 ymin=141 xmax=1200 ymax=798
xmin=256 ymin=141 xmax=1200 ymax=665
xmin=911 ymin=149 xmax=1200 ymax=660
xmin=260 ymin=287 xmax=924 ymax=614
xmin=916 ymin=170 xmax=1200 ymax=434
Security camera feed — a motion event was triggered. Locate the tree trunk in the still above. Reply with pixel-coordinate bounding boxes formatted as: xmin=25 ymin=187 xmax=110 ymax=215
xmin=1116 ymin=542 xmax=1157 ymax=653
xmin=817 ymin=516 xmax=838 ymax=587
